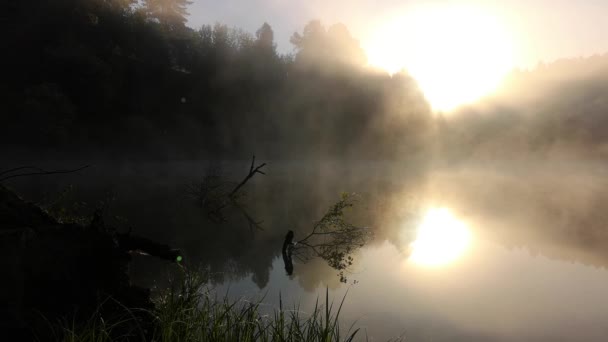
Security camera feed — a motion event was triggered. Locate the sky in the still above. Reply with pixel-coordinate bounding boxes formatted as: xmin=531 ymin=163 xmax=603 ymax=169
xmin=187 ymin=0 xmax=608 ymax=69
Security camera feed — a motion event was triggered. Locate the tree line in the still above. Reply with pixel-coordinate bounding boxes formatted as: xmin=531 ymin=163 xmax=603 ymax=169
xmin=2 ymin=0 xmax=433 ymax=161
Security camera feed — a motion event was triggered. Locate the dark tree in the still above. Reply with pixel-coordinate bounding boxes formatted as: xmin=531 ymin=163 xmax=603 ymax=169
xmin=255 ymin=22 xmax=275 ymax=50
xmin=2 ymin=1 xmax=433 ymax=161
xmin=290 ymin=20 xmax=366 ymax=67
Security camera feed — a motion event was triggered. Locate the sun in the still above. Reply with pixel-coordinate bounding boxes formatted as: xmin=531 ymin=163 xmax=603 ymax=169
xmin=409 ymin=208 xmax=471 ymax=266
xmin=364 ymin=5 xmax=514 ymax=111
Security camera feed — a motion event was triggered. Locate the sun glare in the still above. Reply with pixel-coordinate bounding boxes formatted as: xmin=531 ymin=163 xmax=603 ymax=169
xmin=365 ymin=5 xmax=514 ymax=111
xmin=409 ymin=208 xmax=471 ymax=267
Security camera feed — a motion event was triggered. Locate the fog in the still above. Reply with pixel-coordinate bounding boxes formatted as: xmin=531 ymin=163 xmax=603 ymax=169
xmin=4 ymin=0 xmax=608 ymax=341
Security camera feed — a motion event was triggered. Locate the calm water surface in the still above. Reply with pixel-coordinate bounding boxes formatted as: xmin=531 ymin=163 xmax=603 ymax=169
xmin=9 ymin=160 xmax=608 ymax=341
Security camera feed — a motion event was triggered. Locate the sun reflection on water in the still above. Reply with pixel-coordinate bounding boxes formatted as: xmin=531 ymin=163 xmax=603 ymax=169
xmin=409 ymin=207 xmax=472 ymax=266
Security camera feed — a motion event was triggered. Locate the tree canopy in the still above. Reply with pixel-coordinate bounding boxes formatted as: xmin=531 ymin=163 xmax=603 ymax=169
xmin=291 ymin=21 xmax=367 ymax=68
xmin=2 ymin=0 xmax=432 ymax=161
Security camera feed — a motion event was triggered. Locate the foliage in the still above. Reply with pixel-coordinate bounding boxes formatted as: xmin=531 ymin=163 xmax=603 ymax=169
xmin=54 ymin=298 xmax=148 ymax=342
xmin=290 ymin=21 xmax=367 ymax=67
xmin=3 ymin=0 xmax=432 ymax=161
xmin=295 ymin=193 xmax=372 ymax=283
xmin=144 ymin=0 xmax=192 ymax=29
xmin=39 ymin=185 xmax=91 ymax=225
xmin=58 ymin=269 xmax=361 ymax=342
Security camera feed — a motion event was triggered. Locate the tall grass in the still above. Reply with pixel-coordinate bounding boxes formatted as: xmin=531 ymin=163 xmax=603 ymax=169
xmin=49 ymin=297 xmax=148 ymax=342
xmin=58 ymin=269 xmax=360 ymax=342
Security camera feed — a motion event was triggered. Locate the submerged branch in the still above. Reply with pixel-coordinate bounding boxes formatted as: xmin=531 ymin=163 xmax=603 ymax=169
xmin=117 ymin=234 xmax=182 ymax=263
xmin=284 ymin=193 xmax=372 ymax=282
xmin=188 ymin=157 xmax=266 ymax=229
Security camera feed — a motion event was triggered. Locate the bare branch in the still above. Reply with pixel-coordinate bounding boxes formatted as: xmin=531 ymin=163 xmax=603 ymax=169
xmin=229 ymin=155 xmax=267 ymax=198
xmin=285 ymin=193 xmax=372 ymax=282
xmin=0 ymin=166 xmax=46 ymax=177
xmin=188 ymin=160 xmax=267 ymax=228
xmin=0 ymin=165 xmax=91 ymax=182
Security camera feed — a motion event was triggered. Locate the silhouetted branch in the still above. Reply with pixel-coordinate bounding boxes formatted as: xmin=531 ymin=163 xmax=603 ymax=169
xmin=187 ymin=160 xmax=267 ymax=228
xmin=0 ymin=165 xmax=91 ymax=182
xmin=296 ymin=193 xmax=364 ymax=246
xmin=285 ymin=193 xmax=372 ymax=282
xmin=0 ymin=166 xmax=46 ymax=177
xmin=229 ymin=155 xmax=266 ymax=198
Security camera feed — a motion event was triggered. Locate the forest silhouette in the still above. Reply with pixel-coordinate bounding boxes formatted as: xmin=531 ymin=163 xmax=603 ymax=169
xmin=2 ymin=0 xmax=432 ymax=161
xmin=5 ymin=0 xmax=608 ymax=163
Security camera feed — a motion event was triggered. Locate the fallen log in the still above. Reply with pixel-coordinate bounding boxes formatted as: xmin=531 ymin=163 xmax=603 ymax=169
xmin=0 ymin=185 xmax=180 ymax=341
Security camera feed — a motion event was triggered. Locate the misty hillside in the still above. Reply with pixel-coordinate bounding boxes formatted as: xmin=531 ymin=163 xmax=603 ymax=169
xmin=440 ymin=54 xmax=608 ymax=162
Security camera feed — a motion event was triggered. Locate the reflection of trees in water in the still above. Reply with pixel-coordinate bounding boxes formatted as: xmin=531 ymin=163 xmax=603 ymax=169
xmin=180 ymin=158 xmax=278 ymax=287
xmin=142 ymin=162 xmax=608 ymax=289
xmin=188 ymin=162 xmax=373 ymax=284
xmin=179 ymin=162 xmax=429 ymax=288
xmin=290 ymin=257 xmax=343 ymax=291
xmin=284 ymin=193 xmax=372 ymax=283
xmin=187 ymin=156 xmax=266 ymax=228
xmin=428 ymin=165 xmax=608 ymax=269
xmin=11 ymin=159 xmax=608 ymax=294
xmin=8 ymin=161 xmax=430 ymax=291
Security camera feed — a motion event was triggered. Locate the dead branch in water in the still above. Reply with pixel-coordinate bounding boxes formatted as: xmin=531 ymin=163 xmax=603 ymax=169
xmin=285 ymin=193 xmax=372 ymax=282
xmin=229 ymin=155 xmax=266 ymax=199
xmin=187 ymin=156 xmax=266 ymax=228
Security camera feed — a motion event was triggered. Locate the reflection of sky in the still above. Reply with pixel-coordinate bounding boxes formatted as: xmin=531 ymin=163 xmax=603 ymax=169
xmin=217 ymin=238 xmax=608 ymax=341
xmin=14 ymin=160 xmax=608 ymax=340
xmin=187 ymin=0 xmax=608 ymax=68
xmin=213 ymin=160 xmax=608 ymax=341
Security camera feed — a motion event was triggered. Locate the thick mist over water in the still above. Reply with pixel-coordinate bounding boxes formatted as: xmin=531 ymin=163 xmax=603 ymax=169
xmin=5 ymin=1 xmax=608 ymax=340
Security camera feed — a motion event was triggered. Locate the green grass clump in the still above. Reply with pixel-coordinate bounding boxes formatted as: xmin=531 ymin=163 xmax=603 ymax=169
xmin=58 ymin=269 xmax=360 ymax=342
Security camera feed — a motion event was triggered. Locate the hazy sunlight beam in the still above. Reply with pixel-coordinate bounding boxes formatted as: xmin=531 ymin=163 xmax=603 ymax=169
xmin=409 ymin=208 xmax=471 ymax=267
xmin=365 ymin=5 xmax=514 ymax=111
